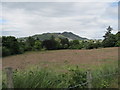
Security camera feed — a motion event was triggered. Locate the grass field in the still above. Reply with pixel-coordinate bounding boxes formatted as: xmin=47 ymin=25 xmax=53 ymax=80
xmin=2 ymin=47 xmax=119 ymax=88
xmin=2 ymin=47 xmax=118 ymax=70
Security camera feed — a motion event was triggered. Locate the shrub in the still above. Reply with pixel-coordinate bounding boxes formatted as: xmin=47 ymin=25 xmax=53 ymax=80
xmin=69 ymin=40 xmax=82 ymax=49
xmin=85 ymin=43 xmax=94 ymax=49
xmin=33 ymin=40 xmax=42 ymax=51
xmin=2 ymin=47 xmax=11 ymax=57
xmin=68 ymin=66 xmax=87 ymax=88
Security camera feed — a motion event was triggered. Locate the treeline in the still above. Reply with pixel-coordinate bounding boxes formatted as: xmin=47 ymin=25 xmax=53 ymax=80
xmin=2 ymin=26 xmax=120 ymax=57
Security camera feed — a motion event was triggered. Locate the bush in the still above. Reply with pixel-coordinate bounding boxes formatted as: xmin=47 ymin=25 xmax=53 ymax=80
xmin=2 ymin=47 xmax=11 ymax=57
xmin=85 ymin=43 xmax=94 ymax=49
xmin=69 ymin=44 xmax=82 ymax=49
xmin=69 ymin=40 xmax=82 ymax=49
xmin=68 ymin=66 xmax=87 ymax=88
xmin=33 ymin=40 xmax=42 ymax=51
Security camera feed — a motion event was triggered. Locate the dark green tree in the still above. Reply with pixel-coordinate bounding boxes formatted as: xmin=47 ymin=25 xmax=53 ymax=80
xmin=42 ymin=35 xmax=58 ymax=50
xmin=103 ymin=26 xmax=113 ymax=39
xmin=102 ymin=26 xmax=117 ymax=47
xmin=25 ymin=36 xmax=35 ymax=51
xmin=59 ymin=38 xmax=69 ymax=49
xmin=2 ymin=36 xmax=22 ymax=56
xmin=93 ymin=40 xmax=102 ymax=49
xmin=85 ymin=41 xmax=94 ymax=49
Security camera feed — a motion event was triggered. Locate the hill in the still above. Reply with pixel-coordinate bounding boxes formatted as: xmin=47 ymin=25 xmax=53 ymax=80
xmin=19 ymin=32 xmax=88 ymax=41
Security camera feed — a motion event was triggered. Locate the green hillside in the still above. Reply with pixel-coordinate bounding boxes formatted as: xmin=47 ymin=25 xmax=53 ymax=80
xmin=19 ymin=32 xmax=88 ymax=41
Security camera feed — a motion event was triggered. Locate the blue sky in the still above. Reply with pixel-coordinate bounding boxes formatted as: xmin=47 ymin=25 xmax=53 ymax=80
xmin=110 ymin=2 xmax=118 ymax=7
xmin=0 ymin=19 xmax=7 ymax=23
xmin=1 ymin=2 xmax=118 ymax=39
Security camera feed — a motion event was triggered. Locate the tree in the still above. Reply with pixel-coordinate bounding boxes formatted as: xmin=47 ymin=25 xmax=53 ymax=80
xmin=59 ymin=38 xmax=69 ymax=49
xmin=25 ymin=36 xmax=35 ymax=51
xmin=34 ymin=40 xmax=42 ymax=50
xmin=42 ymin=36 xmax=58 ymax=50
xmin=103 ymin=26 xmax=113 ymax=39
xmin=85 ymin=41 xmax=94 ymax=49
xmin=102 ymin=26 xmax=117 ymax=47
xmin=93 ymin=40 xmax=102 ymax=49
xmin=69 ymin=40 xmax=81 ymax=49
xmin=2 ymin=36 xmax=22 ymax=56
xmin=18 ymin=40 xmax=26 ymax=53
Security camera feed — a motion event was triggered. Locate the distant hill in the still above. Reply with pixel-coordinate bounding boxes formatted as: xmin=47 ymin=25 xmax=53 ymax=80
xmin=19 ymin=32 xmax=88 ymax=41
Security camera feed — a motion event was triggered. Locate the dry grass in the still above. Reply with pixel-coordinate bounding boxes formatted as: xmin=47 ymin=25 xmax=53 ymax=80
xmin=2 ymin=47 xmax=118 ymax=70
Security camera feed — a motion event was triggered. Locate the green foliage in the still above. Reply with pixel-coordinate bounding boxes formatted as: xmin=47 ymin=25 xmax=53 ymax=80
xmin=33 ymin=40 xmax=42 ymax=50
xmin=2 ymin=36 xmax=23 ymax=57
xmin=67 ymin=66 xmax=87 ymax=88
xmin=18 ymin=40 xmax=26 ymax=53
xmin=25 ymin=37 xmax=35 ymax=51
xmin=59 ymin=38 xmax=69 ymax=49
xmin=85 ymin=41 xmax=94 ymax=49
xmin=69 ymin=40 xmax=82 ymax=49
xmin=2 ymin=64 xmax=118 ymax=88
xmin=70 ymin=40 xmax=79 ymax=45
xmin=102 ymin=26 xmax=117 ymax=47
xmin=115 ymin=41 xmax=120 ymax=47
xmin=2 ymin=68 xmax=69 ymax=88
xmin=42 ymin=36 xmax=59 ymax=50
xmin=115 ymin=31 xmax=120 ymax=47
xmin=102 ymin=34 xmax=117 ymax=47
xmin=103 ymin=26 xmax=113 ymax=39
xmin=94 ymin=40 xmax=102 ymax=48
xmin=92 ymin=64 xmax=119 ymax=88
xmin=2 ymin=46 xmax=11 ymax=57
xmin=82 ymin=40 xmax=102 ymax=49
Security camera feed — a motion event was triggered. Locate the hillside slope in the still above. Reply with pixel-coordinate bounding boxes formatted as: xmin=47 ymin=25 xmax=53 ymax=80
xmin=19 ymin=32 xmax=88 ymax=41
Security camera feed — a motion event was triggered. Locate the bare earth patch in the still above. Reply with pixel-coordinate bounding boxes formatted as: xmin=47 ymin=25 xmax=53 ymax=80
xmin=2 ymin=47 xmax=118 ymax=70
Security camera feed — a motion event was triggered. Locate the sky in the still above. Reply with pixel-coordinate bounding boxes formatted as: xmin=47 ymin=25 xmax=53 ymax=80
xmin=0 ymin=1 xmax=118 ymax=39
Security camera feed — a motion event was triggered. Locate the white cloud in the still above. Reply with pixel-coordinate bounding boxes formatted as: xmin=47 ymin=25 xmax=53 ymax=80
xmin=1 ymin=2 xmax=118 ymax=39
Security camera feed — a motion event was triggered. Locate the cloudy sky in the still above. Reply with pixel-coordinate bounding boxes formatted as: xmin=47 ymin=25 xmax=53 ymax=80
xmin=1 ymin=1 xmax=118 ymax=39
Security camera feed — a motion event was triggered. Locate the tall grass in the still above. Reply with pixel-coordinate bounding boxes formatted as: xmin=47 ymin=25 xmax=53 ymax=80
xmin=2 ymin=64 xmax=119 ymax=88
xmin=91 ymin=63 xmax=119 ymax=88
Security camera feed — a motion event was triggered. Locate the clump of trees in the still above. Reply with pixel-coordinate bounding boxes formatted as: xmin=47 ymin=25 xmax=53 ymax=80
xmin=102 ymin=26 xmax=117 ymax=47
xmin=2 ymin=36 xmax=23 ymax=57
xmin=2 ymin=26 xmax=120 ymax=57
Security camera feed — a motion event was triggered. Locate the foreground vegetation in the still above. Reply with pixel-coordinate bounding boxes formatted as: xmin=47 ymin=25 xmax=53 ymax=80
xmin=2 ymin=26 xmax=120 ymax=57
xmin=2 ymin=62 xmax=119 ymax=88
